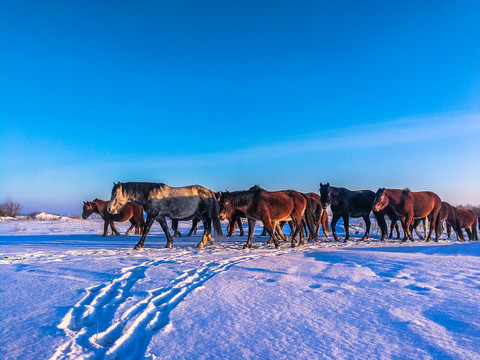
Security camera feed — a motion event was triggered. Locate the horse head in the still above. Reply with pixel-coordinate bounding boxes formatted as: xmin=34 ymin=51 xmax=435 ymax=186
xmin=82 ymin=201 xmax=94 ymax=219
xmin=319 ymin=182 xmax=331 ymax=209
xmin=108 ymin=182 xmax=128 ymax=214
xmin=218 ymin=192 xmax=233 ymax=221
xmin=373 ymin=188 xmax=388 ymax=211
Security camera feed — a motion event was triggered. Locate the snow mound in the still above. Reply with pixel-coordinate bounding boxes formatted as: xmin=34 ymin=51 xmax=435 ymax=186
xmin=32 ymin=212 xmax=70 ymax=221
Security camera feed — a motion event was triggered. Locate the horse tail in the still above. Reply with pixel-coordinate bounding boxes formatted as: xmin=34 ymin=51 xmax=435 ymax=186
xmin=210 ymin=196 xmax=223 ymax=237
xmin=472 ymin=216 xmax=478 ymax=241
xmin=453 ymin=207 xmax=465 ymax=241
xmin=321 ymin=209 xmax=330 ymax=235
xmin=302 ymin=196 xmax=316 ymax=239
xmin=434 ymin=205 xmax=443 ymax=240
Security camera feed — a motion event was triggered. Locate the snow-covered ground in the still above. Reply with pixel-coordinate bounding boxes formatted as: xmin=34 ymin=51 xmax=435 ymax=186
xmin=1 ymin=217 xmax=479 ymax=360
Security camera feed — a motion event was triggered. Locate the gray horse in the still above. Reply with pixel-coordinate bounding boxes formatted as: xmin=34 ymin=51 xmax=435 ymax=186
xmin=108 ymin=182 xmax=223 ymax=249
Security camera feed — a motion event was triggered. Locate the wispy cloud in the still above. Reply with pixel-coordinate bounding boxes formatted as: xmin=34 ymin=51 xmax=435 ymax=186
xmin=105 ymin=112 xmax=480 ymax=168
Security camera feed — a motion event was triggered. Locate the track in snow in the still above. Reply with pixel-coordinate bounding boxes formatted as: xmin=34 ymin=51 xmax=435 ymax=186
xmin=51 ymin=246 xmax=299 ymax=360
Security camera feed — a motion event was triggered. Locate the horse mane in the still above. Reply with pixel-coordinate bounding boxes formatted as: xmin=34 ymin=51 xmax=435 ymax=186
xmin=402 ymin=188 xmax=411 ymax=195
xmin=121 ymin=182 xmax=166 ymax=197
xmin=224 ymin=188 xmax=262 ymax=207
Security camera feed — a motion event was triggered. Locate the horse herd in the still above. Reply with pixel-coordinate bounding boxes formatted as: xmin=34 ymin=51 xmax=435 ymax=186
xmin=81 ymin=181 xmax=479 ymax=250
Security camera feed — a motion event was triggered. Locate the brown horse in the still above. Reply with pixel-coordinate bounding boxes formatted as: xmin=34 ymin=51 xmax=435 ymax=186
xmin=439 ymin=202 xmax=462 ymax=240
xmin=373 ymin=188 xmax=442 ymax=242
xmin=82 ymin=199 xmax=144 ymax=237
xmin=448 ymin=208 xmax=478 ymax=241
xmin=218 ymin=188 xmax=307 ymax=249
xmin=303 ymin=192 xmax=330 ymax=241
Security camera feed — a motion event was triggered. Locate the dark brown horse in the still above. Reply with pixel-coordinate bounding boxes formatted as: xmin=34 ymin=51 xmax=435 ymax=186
xmin=303 ymin=192 xmax=330 ymax=241
xmin=218 ymin=188 xmax=307 ymax=249
xmin=373 ymin=188 xmax=442 ymax=242
xmin=448 ymin=208 xmax=478 ymax=241
xmin=82 ymin=199 xmax=144 ymax=237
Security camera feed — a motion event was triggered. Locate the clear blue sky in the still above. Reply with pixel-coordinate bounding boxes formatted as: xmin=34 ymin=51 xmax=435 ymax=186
xmin=1 ymin=1 xmax=480 ymax=214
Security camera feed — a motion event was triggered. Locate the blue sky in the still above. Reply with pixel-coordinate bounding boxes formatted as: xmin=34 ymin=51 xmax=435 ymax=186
xmin=1 ymin=1 xmax=480 ymax=214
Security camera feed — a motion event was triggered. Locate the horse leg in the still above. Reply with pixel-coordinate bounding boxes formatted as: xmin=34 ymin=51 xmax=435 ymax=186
xmin=265 ymin=219 xmax=280 ymax=249
xmin=110 ymin=221 xmax=121 ymax=236
xmin=362 ymin=216 xmax=370 ymax=241
xmin=389 ymin=221 xmax=394 ymax=239
xmin=374 ymin=212 xmax=387 ymax=241
xmin=400 ymin=217 xmax=409 ymax=242
xmin=465 ymin=228 xmax=472 ymax=241
xmin=196 ymin=215 xmax=213 ymax=248
xmin=331 ymin=213 xmax=340 ymax=241
xmin=187 ymin=217 xmax=199 ymax=236
xmin=134 ymin=213 xmax=156 ymax=250
xmin=155 ymin=216 xmax=174 ymax=248
xmin=280 ymin=222 xmax=290 ymax=241
xmin=237 ymin=217 xmax=244 ymax=236
xmin=244 ymin=218 xmax=256 ymax=249
xmin=412 ymin=219 xmax=424 ymax=240
xmin=405 ymin=214 xmax=415 ymax=241
xmin=267 ymin=221 xmax=276 ymax=245
xmin=101 ymin=220 xmax=110 ymax=237
xmin=446 ymin=222 xmax=452 ymax=239
xmin=260 ymin=225 xmax=267 ymax=236
xmin=171 ymin=219 xmax=181 ymax=238
xmin=227 ymin=219 xmax=235 ymax=238
xmin=343 ymin=214 xmax=350 ymax=242
xmin=291 ymin=213 xmax=305 ymax=247
xmin=126 ymin=219 xmax=135 ymax=235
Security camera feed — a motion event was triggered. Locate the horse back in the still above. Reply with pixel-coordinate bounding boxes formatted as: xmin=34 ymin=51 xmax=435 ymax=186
xmin=166 ymin=185 xmax=214 ymax=199
xmin=456 ymin=208 xmax=477 ymax=227
xmin=335 ymin=188 xmax=374 ymax=216
xmin=410 ymin=191 xmax=441 ymax=217
xmin=256 ymin=190 xmax=306 ymax=220
xmin=441 ymin=202 xmax=456 ymax=222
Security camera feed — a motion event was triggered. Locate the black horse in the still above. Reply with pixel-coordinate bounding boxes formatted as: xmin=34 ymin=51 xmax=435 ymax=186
xmin=319 ymin=183 xmax=387 ymax=242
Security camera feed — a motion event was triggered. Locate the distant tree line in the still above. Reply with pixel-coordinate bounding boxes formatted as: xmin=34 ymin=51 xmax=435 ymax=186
xmin=0 ymin=201 xmax=22 ymax=217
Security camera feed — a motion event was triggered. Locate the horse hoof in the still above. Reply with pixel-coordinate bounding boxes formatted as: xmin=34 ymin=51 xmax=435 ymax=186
xmin=133 ymin=246 xmax=142 ymax=250
xmin=195 ymin=244 xmax=204 ymax=248
xmin=166 ymin=243 xmax=173 ymax=249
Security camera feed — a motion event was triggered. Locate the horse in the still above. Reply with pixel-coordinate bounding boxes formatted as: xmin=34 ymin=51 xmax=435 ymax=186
xmin=438 ymin=201 xmax=462 ymax=240
xmin=303 ymin=192 xmax=330 ymax=241
xmin=448 ymin=208 xmax=478 ymax=241
xmin=82 ymin=198 xmax=144 ymax=237
xmin=223 ymin=186 xmax=262 ymax=238
xmin=108 ymin=182 xmax=223 ymax=249
xmin=373 ymin=188 xmax=442 ymax=242
xmin=319 ymin=183 xmax=387 ymax=242
xmin=217 ymin=188 xmax=307 ymax=249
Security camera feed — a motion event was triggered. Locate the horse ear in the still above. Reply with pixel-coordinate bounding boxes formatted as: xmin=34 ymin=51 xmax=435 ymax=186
xmin=327 ymin=182 xmax=330 ymax=186
xmin=320 ymin=182 xmax=323 ymax=186
xmin=83 ymin=201 xmax=86 ymax=204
